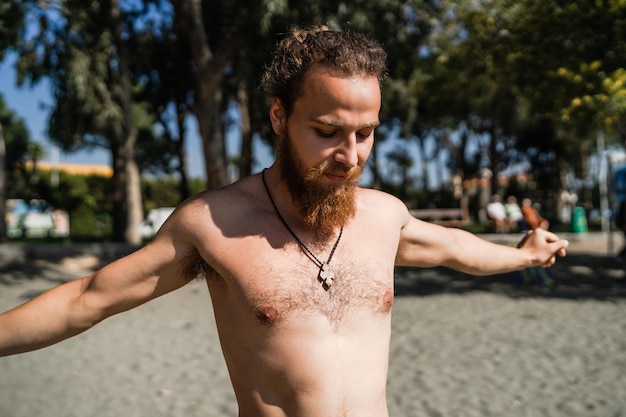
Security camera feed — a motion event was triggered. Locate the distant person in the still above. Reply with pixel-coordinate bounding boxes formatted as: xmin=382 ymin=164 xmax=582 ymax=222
xmin=486 ymin=194 xmax=509 ymax=233
xmin=505 ymin=196 xmax=525 ymax=232
xmin=521 ymin=198 xmax=549 ymax=230
xmin=0 ymin=26 xmax=569 ymax=416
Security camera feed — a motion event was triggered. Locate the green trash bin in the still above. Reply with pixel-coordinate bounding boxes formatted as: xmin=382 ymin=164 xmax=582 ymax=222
xmin=570 ymin=206 xmax=588 ymax=233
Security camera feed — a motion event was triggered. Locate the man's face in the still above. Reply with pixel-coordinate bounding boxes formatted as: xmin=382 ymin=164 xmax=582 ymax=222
xmin=271 ymin=65 xmax=381 ymax=237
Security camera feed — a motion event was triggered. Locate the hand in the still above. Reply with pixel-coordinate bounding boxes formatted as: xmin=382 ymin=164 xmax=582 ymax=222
xmin=517 ymin=228 xmax=569 ymax=267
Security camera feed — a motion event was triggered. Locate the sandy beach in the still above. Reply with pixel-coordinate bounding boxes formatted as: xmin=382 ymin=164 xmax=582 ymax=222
xmin=1 ymin=233 xmax=625 ymax=417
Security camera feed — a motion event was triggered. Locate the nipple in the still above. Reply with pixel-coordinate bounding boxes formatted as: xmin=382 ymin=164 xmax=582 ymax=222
xmin=255 ymin=305 xmax=279 ymax=326
xmin=381 ymin=290 xmax=394 ymax=312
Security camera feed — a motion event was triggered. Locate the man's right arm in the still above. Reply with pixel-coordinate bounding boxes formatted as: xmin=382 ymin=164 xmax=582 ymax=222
xmin=0 ymin=206 xmax=198 ymax=357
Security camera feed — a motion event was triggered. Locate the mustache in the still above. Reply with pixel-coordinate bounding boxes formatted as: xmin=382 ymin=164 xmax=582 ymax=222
xmin=311 ymin=163 xmax=362 ymax=182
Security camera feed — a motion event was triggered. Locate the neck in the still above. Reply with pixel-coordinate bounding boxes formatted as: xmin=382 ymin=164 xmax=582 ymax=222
xmin=261 ymin=167 xmax=342 ymax=242
xmin=262 ymin=167 xmax=304 ymax=221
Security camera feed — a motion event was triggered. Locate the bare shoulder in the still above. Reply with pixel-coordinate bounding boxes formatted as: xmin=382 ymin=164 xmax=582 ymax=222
xmin=166 ymin=174 xmax=263 ymax=235
xmin=152 ymin=174 xmax=268 ymax=279
xmin=356 ymin=187 xmax=413 ymax=225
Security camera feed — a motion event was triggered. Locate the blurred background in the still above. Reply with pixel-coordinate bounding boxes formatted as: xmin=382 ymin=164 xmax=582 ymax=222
xmin=0 ymin=0 xmax=624 ymax=244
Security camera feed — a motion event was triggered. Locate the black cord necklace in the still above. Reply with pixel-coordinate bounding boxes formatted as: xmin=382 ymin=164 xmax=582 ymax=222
xmin=261 ymin=169 xmax=343 ymax=290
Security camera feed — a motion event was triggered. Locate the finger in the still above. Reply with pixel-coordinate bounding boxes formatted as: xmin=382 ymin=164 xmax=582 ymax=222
xmin=543 ymin=255 xmax=556 ymax=267
xmin=541 ymin=229 xmax=561 ymax=243
xmin=552 ymin=239 xmax=569 ymax=257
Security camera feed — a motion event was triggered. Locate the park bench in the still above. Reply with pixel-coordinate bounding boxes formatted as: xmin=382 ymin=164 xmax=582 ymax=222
xmin=410 ymin=207 xmax=470 ymax=227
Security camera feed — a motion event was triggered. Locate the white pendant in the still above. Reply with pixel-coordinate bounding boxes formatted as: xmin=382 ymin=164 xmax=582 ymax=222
xmin=318 ymin=262 xmax=335 ymax=290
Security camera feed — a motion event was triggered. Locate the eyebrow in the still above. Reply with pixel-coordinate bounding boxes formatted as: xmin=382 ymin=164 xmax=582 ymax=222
xmin=310 ymin=117 xmax=380 ymax=129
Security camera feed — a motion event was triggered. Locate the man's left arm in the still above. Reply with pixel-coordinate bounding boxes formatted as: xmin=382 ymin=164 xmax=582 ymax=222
xmin=395 ymin=212 xmax=568 ymax=275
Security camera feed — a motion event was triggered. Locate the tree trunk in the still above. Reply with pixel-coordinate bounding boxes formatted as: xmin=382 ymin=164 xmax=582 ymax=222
xmin=457 ymin=128 xmax=471 ymax=180
xmin=201 ymin=88 xmax=227 ymax=187
xmin=418 ymin=136 xmax=432 ymax=194
xmin=488 ymin=126 xmax=503 ymax=196
xmin=0 ymin=122 xmax=7 ymax=242
xmin=489 ymin=91 xmax=505 ymax=196
xmin=237 ymin=82 xmax=253 ymax=179
xmin=111 ymin=0 xmax=142 ymax=244
xmin=124 ymin=154 xmax=143 ymax=243
xmin=175 ymin=106 xmax=191 ymax=200
xmin=173 ymin=0 xmax=236 ymax=190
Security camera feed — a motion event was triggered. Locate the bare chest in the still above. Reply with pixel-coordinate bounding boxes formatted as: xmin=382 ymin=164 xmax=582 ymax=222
xmin=205 ymin=235 xmax=396 ymax=327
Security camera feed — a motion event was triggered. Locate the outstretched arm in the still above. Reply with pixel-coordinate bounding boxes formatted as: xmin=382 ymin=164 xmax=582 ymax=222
xmin=0 ymin=207 xmax=197 ymax=357
xmin=396 ymin=210 xmax=568 ymax=274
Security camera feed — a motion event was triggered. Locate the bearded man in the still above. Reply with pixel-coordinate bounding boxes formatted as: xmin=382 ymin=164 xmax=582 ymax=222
xmin=0 ymin=26 xmax=568 ymax=417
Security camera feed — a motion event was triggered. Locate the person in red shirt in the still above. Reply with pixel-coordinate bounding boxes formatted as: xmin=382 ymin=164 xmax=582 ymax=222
xmin=521 ymin=198 xmax=549 ymax=230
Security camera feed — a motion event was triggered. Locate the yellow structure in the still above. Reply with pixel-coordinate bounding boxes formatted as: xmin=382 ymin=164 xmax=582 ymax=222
xmin=24 ymin=161 xmax=113 ymax=178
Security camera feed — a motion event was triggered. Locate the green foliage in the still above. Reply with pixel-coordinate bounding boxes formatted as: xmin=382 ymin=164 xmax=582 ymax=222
xmin=11 ymin=0 xmax=173 ymax=241
xmin=0 ymin=1 xmax=25 ymax=60
xmin=13 ymin=0 xmax=145 ymax=151
xmin=7 ymin=169 xmax=207 ymax=240
xmin=557 ymin=64 xmax=626 ymax=135
xmin=13 ymin=170 xmax=114 ymax=239
xmin=68 ymin=204 xmax=113 ymax=239
xmin=409 ymin=0 xmax=626 ymax=190
xmin=0 ymin=94 xmax=30 ymax=162
xmin=3 ymin=0 xmax=625 ymax=227
xmin=253 ymin=1 xmax=439 ymax=125
xmin=141 ymin=177 xmax=208 ymax=209
xmin=0 ymin=93 xmax=32 ymax=197
xmin=141 ymin=177 xmax=185 ymax=210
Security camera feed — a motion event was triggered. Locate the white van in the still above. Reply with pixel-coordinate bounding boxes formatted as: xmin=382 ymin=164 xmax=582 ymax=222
xmin=139 ymin=207 xmax=175 ymax=239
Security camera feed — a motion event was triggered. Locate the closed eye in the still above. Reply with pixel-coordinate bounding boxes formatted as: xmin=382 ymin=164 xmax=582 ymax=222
xmin=357 ymin=129 xmax=374 ymax=140
xmin=315 ymin=129 xmax=337 ymax=138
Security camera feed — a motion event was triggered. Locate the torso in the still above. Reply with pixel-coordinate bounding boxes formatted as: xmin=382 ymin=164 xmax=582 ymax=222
xmin=178 ymin=174 xmax=406 ymax=417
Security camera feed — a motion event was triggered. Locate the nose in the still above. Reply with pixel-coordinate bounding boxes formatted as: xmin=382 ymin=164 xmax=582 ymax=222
xmin=334 ymin=135 xmax=358 ymax=168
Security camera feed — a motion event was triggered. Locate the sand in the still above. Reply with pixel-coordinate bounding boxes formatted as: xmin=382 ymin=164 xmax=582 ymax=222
xmin=1 ymin=233 xmax=625 ymax=417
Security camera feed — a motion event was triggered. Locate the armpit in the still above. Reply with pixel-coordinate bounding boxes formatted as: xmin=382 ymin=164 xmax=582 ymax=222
xmin=178 ymin=248 xmax=218 ymax=282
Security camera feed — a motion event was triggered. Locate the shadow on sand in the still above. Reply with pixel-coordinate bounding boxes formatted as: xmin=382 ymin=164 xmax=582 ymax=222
xmin=0 ymin=243 xmax=138 ymax=299
xmin=395 ymin=252 xmax=626 ymax=300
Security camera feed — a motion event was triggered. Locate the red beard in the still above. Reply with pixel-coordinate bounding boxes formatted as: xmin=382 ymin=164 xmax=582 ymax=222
xmin=276 ymin=129 xmax=361 ymax=239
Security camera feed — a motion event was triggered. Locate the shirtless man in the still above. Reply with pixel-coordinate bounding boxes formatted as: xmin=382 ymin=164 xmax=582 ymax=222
xmin=0 ymin=26 xmax=568 ymax=417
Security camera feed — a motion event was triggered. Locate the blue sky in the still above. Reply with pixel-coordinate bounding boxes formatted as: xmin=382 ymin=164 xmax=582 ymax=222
xmin=0 ymin=54 xmax=109 ymax=166
xmin=0 ymin=52 xmax=217 ymax=180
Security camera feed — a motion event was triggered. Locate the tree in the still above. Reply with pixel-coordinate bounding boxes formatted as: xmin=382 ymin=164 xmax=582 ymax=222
xmin=484 ymin=0 xmax=626 ymax=185
xmin=0 ymin=0 xmax=27 ymax=242
xmin=25 ymin=141 xmax=45 ymax=183
xmin=0 ymin=121 xmax=5 ymax=242
xmin=403 ymin=0 xmax=626 ymax=219
xmin=0 ymin=94 xmax=31 ymax=241
xmin=221 ymin=0 xmax=439 ymax=186
xmin=410 ymin=0 xmax=525 ymax=196
xmin=170 ymin=0 xmax=243 ymax=190
xmin=131 ymin=0 xmax=198 ymax=200
xmin=13 ymin=0 xmax=171 ymax=243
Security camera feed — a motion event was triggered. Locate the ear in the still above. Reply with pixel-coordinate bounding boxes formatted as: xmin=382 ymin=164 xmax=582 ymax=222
xmin=269 ymin=98 xmax=286 ymax=136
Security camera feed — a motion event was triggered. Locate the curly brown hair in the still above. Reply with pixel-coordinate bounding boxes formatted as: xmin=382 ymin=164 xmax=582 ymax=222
xmin=261 ymin=26 xmax=388 ymax=117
